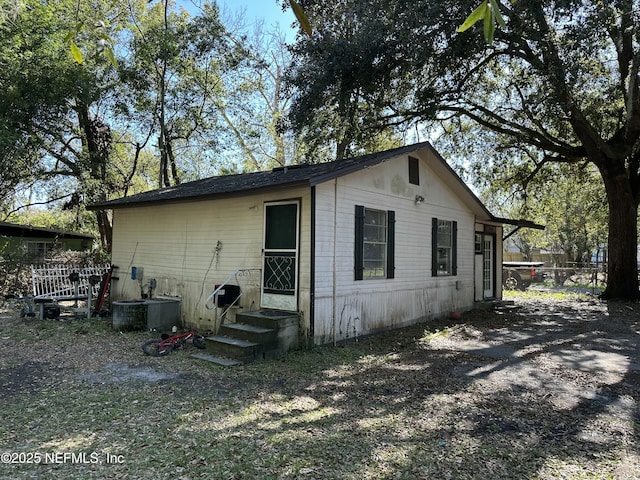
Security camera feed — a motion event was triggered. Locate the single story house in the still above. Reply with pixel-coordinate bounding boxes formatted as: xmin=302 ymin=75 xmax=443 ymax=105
xmin=0 ymin=221 xmax=94 ymax=260
xmin=90 ymin=142 xmax=534 ymax=345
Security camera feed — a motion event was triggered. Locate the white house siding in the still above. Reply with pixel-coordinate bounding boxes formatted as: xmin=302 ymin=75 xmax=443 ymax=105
xmin=313 ymin=151 xmax=478 ymax=344
xmin=110 ymin=188 xmax=312 ymax=333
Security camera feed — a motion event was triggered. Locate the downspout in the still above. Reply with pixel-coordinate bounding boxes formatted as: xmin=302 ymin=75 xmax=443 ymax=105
xmin=333 ymin=178 xmax=338 ymax=346
xmin=309 ymin=186 xmax=316 ymax=345
xmin=473 ymin=216 xmax=478 ymax=303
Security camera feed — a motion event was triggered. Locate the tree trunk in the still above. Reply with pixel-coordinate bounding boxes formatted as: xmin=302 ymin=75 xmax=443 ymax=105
xmin=95 ymin=210 xmax=113 ymax=253
xmin=167 ymin=140 xmax=180 ymax=185
xmin=76 ymin=105 xmax=114 ymax=253
xmin=600 ymin=167 xmax=640 ymax=299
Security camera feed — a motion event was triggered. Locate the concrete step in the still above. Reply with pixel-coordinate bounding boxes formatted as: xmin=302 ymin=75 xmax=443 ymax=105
xmin=219 ymin=323 xmax=277 ymax=346
xmin=202 ymin=310 xmax=300 ymax=364
xmin=190 ymin=352 xmax=241 ymax=367
xmin=236 ymin=311 xmax=299 ymax=354
xmin=236 ymin=310 xmax=299 ymax=330
xmin=204 ymin=335 xmax=263 ymax=362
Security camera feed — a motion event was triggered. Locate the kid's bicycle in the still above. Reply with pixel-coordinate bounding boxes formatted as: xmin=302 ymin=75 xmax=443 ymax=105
xmin=142 ymin=330 xmax=207 ymax=357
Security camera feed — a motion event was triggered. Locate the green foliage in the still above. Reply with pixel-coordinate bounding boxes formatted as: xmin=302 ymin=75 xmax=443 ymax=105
xmin=7 ymin=209 xmax=93 ymax=234
xmin=435 ymin=118 xmax=608 ymax=265
xmin=1 ymin=0 xmax=304 ymax=217
xmin=286 ymin=0 xmax=415 ymax=159
xmin=491 ymin=162 xmax=607 ymax=265
xmin=0 ymin=0 xmax=142 ymax=251
xmin=2 ymin=0 xmax=310 ymax=253
xmin=287 ymin=0 xmax=640 ymax=298
xmin=457 ymin=0 xmax=510 ymax=43
xmin=0 ymin=0 xmax=71 ymax=195
xmin=200 ymin=25 xmax=304 ymax=172
xmin=116 ymin=0 xmax=251 ymax=186
xmin=533 ymin=167 xmax=607 ymax=265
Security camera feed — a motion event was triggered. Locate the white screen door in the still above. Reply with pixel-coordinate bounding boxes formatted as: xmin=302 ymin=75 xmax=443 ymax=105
xmin=261 ymin=201 xmax=299 ymax=311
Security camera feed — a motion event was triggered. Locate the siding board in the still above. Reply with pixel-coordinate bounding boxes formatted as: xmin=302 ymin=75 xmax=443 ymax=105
xmin=111 ymin=189 xmax=311 ymax=333
xmin=312 ymin=152 xmax=481 ymax=344
xmin=109 ymin=145 xmax=499 ymax=346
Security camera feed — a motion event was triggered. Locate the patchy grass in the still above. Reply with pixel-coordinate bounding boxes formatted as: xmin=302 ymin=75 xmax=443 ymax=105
xmin=0 ymin=294 xmax=638 ymax=479
xmin=504 ymin=288 xmax=592 ymax=302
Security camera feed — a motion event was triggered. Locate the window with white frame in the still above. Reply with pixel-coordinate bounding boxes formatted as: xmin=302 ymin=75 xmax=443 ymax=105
xmin=364 ymin=208 xmax=387 ymax=278
xmin=432 ymin=218 xmax=457 ymax=276
xmin=355 ymin=206 xmax=395 ymax=280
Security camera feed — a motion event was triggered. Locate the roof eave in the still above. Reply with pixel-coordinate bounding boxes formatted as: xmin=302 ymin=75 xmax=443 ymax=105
xmin=87 ymin=179 xmax=311 ymax=211
xmin=0 ymin=221 xmax=94 ymax=239
xmin=308 ymin=142 xmax=432 ymax=186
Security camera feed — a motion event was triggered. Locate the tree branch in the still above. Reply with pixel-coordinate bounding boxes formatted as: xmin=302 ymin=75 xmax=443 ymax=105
xmin=439 ymin=103 xmax=583 ymax=159
xmin=2 ymin=193 xmax=76 ymax=221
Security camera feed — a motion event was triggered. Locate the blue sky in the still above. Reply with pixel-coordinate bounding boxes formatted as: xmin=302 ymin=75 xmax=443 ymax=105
xmin=180 ymin=0 xmax=297 ymax=37
xmin=220 ymin=0 xmax=296 ymax=31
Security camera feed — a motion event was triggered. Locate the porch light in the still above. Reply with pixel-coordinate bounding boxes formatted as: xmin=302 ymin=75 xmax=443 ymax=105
xmin=415 ymin=195 xmax=425 ymax=204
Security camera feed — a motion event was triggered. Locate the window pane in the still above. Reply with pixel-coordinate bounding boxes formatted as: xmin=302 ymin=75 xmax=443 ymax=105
xmin=437 ymin=220 xmax=451 ymax=247
xmin=364 ymin=223 xmax=386 ymax=242
xmin=265 ymin=204 xmax=297 ymax=249
xmin=362 ymin=208 xmax=387 ymax=279
xmin=364 ymin=260 xmax=385 ymax=278
xmin=436 ymin=220 xmax=452 ymax=275
xmin=364 ymin=243 xmax=386 ymax=261
xmin=365 ymin=209 xmax=386 ymax=227
xmin=437 ymin=247 xmax=450 ymax=275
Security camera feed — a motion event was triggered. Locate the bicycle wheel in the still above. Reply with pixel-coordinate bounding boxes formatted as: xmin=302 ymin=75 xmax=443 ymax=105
xmin=192 ymin=335 xmax=206 ymax=349
xmin=142 ymin=339 xmax=174 ymax=357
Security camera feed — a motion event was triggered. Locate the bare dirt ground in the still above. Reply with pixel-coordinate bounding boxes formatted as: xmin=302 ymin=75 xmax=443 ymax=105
xmin=0 ymin=292 xmax=638 ymax=479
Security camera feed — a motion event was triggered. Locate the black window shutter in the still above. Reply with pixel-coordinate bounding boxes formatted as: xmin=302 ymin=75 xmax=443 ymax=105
xmin=387 ymin=210 xmax=395 ymax=279
xmin=354 ymin=205 xmax=365 ymax=280
xmin=431 ymin=217 xmax=438 ymax=277
xmin=452 ymin=220 xmax=458 ymax=276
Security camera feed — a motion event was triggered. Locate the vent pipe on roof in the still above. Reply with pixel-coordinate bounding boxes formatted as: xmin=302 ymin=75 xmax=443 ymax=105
xmin=272 ymin=164 xmax=306 ymax=173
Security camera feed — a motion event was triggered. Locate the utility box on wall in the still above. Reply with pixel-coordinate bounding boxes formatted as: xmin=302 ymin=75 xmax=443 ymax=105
xmin=215 ymin=284 xmax=241 ymax=307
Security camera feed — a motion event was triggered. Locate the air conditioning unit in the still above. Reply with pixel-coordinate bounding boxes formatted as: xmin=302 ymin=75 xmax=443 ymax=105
xmin=112 ymin=298 xmax=181 ymax=332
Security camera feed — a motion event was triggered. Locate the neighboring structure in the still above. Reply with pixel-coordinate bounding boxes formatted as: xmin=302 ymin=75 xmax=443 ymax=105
xmin=90 ymin=142 xmax=521 ymax=346
xmin=503 ymin=237 xmax=568 ymax=265
xmin=0 ymin=221 xmax=94 ymax=260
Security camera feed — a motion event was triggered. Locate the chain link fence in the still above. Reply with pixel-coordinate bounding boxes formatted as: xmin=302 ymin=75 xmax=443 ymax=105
xmin=539 ymin=264 xmax=607 ymax=293
xmin=501 ymin=261 xmax=613 ymax=294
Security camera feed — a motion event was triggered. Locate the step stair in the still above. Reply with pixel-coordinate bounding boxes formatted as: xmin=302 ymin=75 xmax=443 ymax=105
xmin=193 ymin=310 xmax=299 ymax=366
xmin=219 ymin=323 xmax=278 ymax=347
xmin=203 ymin=335 xmax=263 ymax=363
xmin=190 ymin=352 xmax=241 ymax=367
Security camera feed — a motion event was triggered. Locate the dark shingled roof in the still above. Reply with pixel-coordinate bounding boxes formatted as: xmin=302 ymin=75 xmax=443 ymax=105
xmin=0 ymin=221 xmax=94 ymax=240
xmin=89 ymin=142 xmax=434 ymax=210
xmin=88 ymin=141 xmax=545 ymax=233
